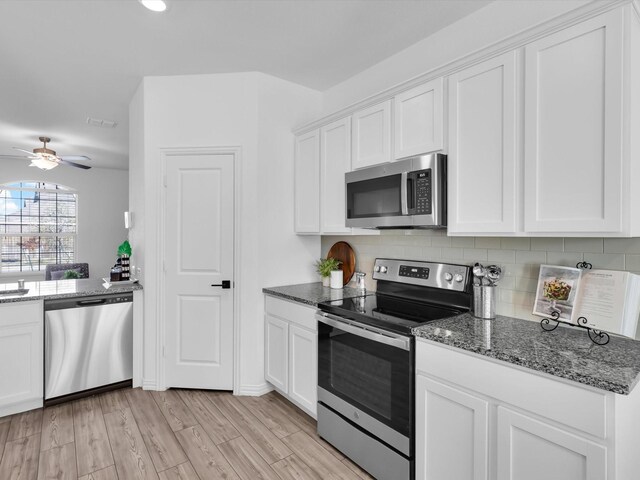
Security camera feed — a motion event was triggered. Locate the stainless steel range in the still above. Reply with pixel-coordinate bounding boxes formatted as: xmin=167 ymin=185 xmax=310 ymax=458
xmin=316 ymin=258 xmax=472 ymax=480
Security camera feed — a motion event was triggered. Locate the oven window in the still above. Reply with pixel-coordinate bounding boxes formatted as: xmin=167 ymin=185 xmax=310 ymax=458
xmin=318 ymin=324 xmax=412 ymax=436
xmin=347 ymin=174 xmax=402 ymax=218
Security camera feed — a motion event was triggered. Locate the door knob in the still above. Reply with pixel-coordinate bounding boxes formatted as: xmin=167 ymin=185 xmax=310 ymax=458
xmin=211 ymin=280 xmax=231 ymax=289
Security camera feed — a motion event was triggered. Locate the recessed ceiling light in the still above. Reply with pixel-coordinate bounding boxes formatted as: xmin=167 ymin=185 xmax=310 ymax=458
xmin=139 ymin=0 xmax=167 ymax=12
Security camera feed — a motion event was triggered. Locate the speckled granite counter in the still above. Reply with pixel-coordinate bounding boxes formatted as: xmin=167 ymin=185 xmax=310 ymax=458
xmin=413 ymin=312 xmax=640 ymax=395
xmin=0 ymin=278 xmax=142 ymax=303
xmin=263 ymin=282 xmax=364 ymax=307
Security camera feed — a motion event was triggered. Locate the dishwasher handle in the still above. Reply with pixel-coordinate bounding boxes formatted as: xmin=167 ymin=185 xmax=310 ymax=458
xmin=76 ymin=299 xmax=107 ymax=306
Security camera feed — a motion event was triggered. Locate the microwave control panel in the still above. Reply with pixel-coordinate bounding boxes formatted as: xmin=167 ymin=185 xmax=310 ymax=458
xmin=414 ymin=169 xmax=432 ymax=214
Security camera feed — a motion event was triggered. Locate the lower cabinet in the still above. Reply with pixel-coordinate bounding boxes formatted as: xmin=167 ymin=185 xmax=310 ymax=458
xmin=264 ymin=295 xmax=317 ymax=417
xmin=0 ymin=300 xmax=43 ymax=417
xmin=415 ymin=339 xmax=640 ymax=480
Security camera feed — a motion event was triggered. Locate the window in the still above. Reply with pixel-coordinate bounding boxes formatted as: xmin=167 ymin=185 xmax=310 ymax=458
xmin=0 ymin=182 xmax=77 ymax=273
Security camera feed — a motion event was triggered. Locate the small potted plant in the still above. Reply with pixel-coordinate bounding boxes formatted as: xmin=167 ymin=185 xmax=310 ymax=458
xmin=315 ymin=257 xmax=342 ymax=287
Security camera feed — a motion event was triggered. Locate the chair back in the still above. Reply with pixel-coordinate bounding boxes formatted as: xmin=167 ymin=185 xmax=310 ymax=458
xmin=45 ymin=263 xmax=90 ymax=281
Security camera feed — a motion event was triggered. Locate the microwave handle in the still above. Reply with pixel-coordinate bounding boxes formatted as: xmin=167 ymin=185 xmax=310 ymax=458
xmin=401 ymin=172 xmax=409 ymax=215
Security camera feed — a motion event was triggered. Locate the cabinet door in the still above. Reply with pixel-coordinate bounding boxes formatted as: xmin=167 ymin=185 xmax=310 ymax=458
xmin=394 ymin=78 xmax=443 ymax=159
xmin=321 ymin=117 xmax=352 ymax=234
xmin=294 ymin=129 xmax=320 ymax=233
xmin=352 ymin=100 xmax=392 ymax=170
xmin=288 ymin=324 xmax=317 ymax=416
xmin=497 ymin=407 xmax=607 ymax=480
xmin=264 ymin=314 xmax=288 ymax=393
xmin=448 ymin=51 xmax=518 ymax=234
xmin=416 ymin=376 xmax=489 ymax=480
xmin=0 ymin=301 xmax=43 ymax=417
xmin=524 ymin=9 xmax=624 ymax=233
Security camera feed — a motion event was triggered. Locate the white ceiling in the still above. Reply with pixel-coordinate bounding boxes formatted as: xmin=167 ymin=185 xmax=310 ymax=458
xmin=0 ymin=0 xmax=490 ymax=170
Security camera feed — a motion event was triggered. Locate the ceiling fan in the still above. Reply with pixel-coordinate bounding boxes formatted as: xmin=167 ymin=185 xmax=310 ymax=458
xmin=0 ymin=137 xmax=91 ymax=170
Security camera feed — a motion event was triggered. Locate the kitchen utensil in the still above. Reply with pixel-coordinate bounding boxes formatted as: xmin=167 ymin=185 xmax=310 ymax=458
xmin=327 ymin=241 xmax=356 ymax=286
xmin=472 ymin=263 xmax=485 ymax=286
xmin=486 ymin=265 xmax=502 ymax=286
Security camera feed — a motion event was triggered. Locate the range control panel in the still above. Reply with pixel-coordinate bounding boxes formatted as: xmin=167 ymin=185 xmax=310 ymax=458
xmin=373 ymin=258 xmax=470 ymax=292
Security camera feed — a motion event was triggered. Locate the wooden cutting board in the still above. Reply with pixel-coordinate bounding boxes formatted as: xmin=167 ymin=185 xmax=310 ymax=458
xmin=327 ymin=241 xmax=356 ymax=286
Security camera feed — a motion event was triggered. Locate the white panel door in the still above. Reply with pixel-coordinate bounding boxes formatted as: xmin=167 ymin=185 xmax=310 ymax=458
xmin=524 ymin=9 xmax=624 ymax=233
xmin=352 ymin=100 xmax=392 ymax=170
xmin=288 ymin=324 xmax=317 ymax=415
xmin=0 ymin=301 xmax=43 ymax=416
xmin=416 ymin=375 xmax=489 ymax=480
xmin=448 ymin=51 xmax=518 ymax=234
xmin=394 ymin=78 xmax=443 ymax=159
xmin=497 ymin=407 xmax=607 ymax=480
xmin=164 ymin=152 xmax=234 ymax=390
xmin=321 ymin=117 xmax=351 ymax=234
xmin=264 ymin=314 xmax=288 ymax=393
xmin=294 ymin=130 xmax=321 ymax=233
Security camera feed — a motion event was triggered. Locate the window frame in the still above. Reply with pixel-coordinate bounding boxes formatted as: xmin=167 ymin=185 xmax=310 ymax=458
xmin=0 ymin=181 xmax=78 ymax=276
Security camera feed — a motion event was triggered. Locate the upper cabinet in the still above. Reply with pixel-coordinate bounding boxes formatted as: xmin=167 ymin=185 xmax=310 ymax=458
xmin=321 ymin=118 xmax=352 ymax=234
xmin=294 ymin=130 xmax=320 ymax=234
xmin=523 ymin=9 xmax=624 ymax=234
xmin=394 ymin=78 xmax=444 ymax=159
xmin=351 ymin=100 xmax=392 ymax=170
xmin=448 ymin=51 xmax=518 ymax=234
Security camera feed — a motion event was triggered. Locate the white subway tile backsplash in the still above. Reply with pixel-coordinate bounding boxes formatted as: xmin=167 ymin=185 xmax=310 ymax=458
xmin=530 ymin=238 xmax=564 ymax=252
xmin=564 ymin=238 xmax=604 ymax=253
xmin=500 ymin=238 xmax=531 ymax=250
xmin=487 ymin=249 xmax=516 ymax=263
xmin=515 ymin=250 xmax=547 ymax=264
xmin=321 ymin=233 xmax=640 ymax=326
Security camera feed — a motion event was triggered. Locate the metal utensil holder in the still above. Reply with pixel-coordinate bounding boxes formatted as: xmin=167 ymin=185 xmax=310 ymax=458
xmin=473 ymin=285 xmax=496 ymax=319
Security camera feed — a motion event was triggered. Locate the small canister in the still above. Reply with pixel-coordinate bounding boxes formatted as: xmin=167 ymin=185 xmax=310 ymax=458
xmin=473 ymin=285 xmax=496 ymax=319
xmin=330 ymin=270 xmax=343 ymax=289
xmin=355 ymin=272 xmax=366 ymax=293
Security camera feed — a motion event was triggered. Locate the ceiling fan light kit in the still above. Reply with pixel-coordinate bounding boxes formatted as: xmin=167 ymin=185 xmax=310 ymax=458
xmin=139 ymin=0 xmax=167 ymax=13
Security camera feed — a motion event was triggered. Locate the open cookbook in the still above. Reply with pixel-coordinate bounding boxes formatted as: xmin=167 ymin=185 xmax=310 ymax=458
xmin=533 ymin=265 xmax=640 ymax=338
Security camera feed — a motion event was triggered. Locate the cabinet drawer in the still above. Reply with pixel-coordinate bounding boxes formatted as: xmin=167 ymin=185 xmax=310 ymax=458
xmin=265 ymin=295 xmax=317 ymax=332
xmin=0 ymin=300 xmax=42 ymax=327
xmin=416 ymin=340 xmax=607 ymax=438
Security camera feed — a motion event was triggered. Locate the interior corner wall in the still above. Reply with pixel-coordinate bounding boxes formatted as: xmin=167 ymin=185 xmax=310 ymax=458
xmin=321 ymin=0 xmax=592 ymax=114
xmin=0 ymin=159 xmax=128 ymax=281
xmin=131 ymin=72 xmax=321 ymax=393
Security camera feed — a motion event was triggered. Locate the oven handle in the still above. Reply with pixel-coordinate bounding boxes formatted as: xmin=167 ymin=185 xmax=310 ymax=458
xmin=316 ymin=312 xmax=411 ymax=351
xmin=400 ymin=171 xmax=409 ymax=215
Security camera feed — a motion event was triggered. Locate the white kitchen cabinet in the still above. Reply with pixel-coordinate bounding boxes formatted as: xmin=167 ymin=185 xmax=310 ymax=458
xmin=524 ymin=9 xmax=625 ymax=234
xmin=321 ymin=117 xmax=352 ymax=234
xmin=496 ymin=407 xmax=607 ymax=480
xmin=416 ymin=375 xmax=489 ymax=480
xmin=264 ymin=295 xmax=317 ymax=417
xmin=394 ymin=79 xmax=443 ymax=159
xmin=288 ymin=323 xmax=317 ymax=414
xmin=351 ymin=100 xmax=392 ymax=170
xmin=265 ymin=314 xmax=288 ymax=393
xmin=447 ymin=51 xmax=518 ymax=234
xmin=415 ymin=338 xmax=640 ymax=480
xmin=0 ymin=300 xmax=43 ymax=417
xmin=294 ymin=129 xmax=321 ymax=234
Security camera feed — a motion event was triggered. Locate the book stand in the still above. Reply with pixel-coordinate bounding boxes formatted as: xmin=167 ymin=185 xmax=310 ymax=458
xmin=539 ymin=261 xmax=610 ymax=346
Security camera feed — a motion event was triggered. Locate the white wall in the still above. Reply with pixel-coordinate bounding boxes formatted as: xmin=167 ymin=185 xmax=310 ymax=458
xmin=0 ymin=159 xmax=128 ymax=281
xmin=322 ymin=0 xmax=592 ymax=114
xmin=129 ymin=72 xmax=322 ymax=392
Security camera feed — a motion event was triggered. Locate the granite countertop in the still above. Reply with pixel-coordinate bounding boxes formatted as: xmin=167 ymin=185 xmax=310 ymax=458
xmin=263 ymin=282 xmax=364 ymax=307
xmin=0 ymin=278 xmax=143 ymax=303
xmin=413 ymin=312 xmax=640 ymax=395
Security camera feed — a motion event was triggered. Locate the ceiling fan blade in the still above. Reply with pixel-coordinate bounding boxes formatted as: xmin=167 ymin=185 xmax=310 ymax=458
xmin=60 ymin=155 xmax=91 ymax=162
xmin=58 ymin=159 xmax=91 ymax=170
xmin=13 ymin=148 xmax=35 ymax=155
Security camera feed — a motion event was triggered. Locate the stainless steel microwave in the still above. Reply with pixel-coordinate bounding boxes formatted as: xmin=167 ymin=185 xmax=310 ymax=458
xmin=345 ymin=153 xmax=446 ymax=229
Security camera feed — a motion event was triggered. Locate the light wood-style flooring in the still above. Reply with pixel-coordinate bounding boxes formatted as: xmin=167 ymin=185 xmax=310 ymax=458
xmin=0 ymin=388 xmax=374 ymax=480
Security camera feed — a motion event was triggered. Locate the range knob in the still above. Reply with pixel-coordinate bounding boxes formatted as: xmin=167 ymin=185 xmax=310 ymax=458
xmin=379 ymin=266 xmax=388 ymax=274
xmin=454 ymin=274 xmax=464 ymax=283
xmin=444 ymin=272 xmax=453 ymax=282
xmin=374 ymin=265 xmax=381 ymax=273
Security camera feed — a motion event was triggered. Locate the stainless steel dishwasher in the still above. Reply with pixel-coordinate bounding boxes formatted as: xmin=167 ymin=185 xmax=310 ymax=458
xmin=44 ymin=292 xmax=133 ymax=403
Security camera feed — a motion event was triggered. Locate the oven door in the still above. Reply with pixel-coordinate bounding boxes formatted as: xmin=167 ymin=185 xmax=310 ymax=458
xmin=317 ymin=312 xmax=413 ymax=453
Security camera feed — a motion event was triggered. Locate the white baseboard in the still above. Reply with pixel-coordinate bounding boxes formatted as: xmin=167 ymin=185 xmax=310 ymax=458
xmin=0 ymin=397 xmax=43 ymax=418
xmin=142 ymin=380 xmax=164 ymax=391
xmin=234 ymin=382 xmax=274 ymax=397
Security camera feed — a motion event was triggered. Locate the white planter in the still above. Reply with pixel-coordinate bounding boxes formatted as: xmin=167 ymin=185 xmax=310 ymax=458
xmin=330 ymin=270 xmax=343 ymax=289
xmin=322 ymin=276 xmax=330 ymax=287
